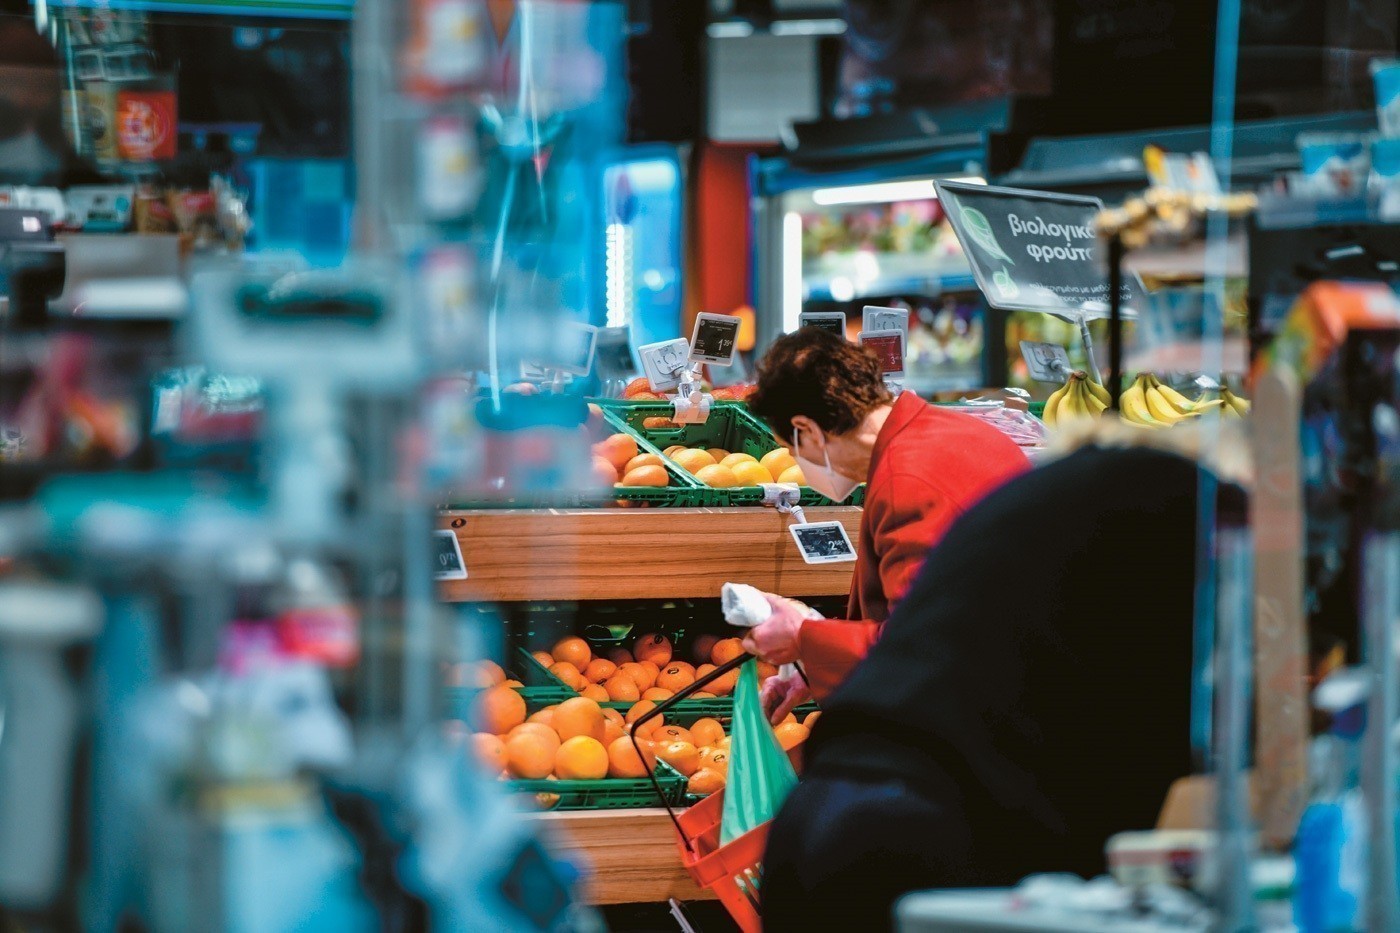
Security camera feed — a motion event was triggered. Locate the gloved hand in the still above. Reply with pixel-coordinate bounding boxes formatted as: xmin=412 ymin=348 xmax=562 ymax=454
xmin=761 ymin=671 xmax=812 ymax=725
xmin=739 ymin=593 xmax=807 ymax=665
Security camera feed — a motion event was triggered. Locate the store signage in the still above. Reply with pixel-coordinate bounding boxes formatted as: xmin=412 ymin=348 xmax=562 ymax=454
xmin=433 ymin=529 xmax=468 ymax=581
xmin=933 ymin=180 xmax=1147 ymax=322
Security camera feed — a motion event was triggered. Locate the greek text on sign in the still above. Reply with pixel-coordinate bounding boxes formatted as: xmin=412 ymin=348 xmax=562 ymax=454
xmin=933 ymin=180 xmax=1146 ymax=322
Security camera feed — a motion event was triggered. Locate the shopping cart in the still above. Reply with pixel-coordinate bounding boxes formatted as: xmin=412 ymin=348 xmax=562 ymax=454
xmin=631 ymin=652 xmax=796 ymax=933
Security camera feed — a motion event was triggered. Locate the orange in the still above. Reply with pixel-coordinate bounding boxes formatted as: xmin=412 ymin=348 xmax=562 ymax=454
xmin=720 ymin=453 xmax=759 ymax=469
xmin=602 ymin=716 xmax=625 ymax=746
xmin=730 ymin=461 xmax=776 ymax=486
xmin=580 ymin=683 xmax=609 ymax=703
xmin=583 ymin=659 xmax=618 ymax=684
xmin=695 ymin=663 xmax=716 ymax=682
xmin=527 ymin=707 xmax=556 ymax=728
xmin=624 ymin=699 xmax=664 ymax=737
xmin=621 ymin=464 xmax=669 ymax=487
xmin=672 ymin=449 xmax=717 ymax=474
xmin=642 ymin=687 xmax=674 ymax=702
xmin=533 ymin=778 xmax=561 ymax=810
xmin=606 ymin=647 xmax=634 ymax=665
xmin=716 ymin=736 xmax=731 ymax=750
xmin=471 ymin=733 xmax=507 ymax=772
xmin=604 ymin=674 xmax=641 ymax=703
xmin=755 ymin=661 xmax=778 ymax=681
xmin=608 ymin=736 xmax=656 ymax=778
xmin=774 ymin=722 xmax=810 ymax=751
xmin=592 ymin=456 xmax=619 ymax=486
xmin=553 ymin=637 xmax=592 ymax=670
xmin=553 ymin=697 xmax=607 ymax=743
xmin=669 ymin=661 xmax=697 ymax=680
xmin=706 ymin=449 xmax=732 ymax=464
xmin=692 ymin=691 xmax=717 ymax=699
xmin=708 ymin=668 xmax=739 ymax=696
xmin=548 ymin=662 xmax=585 ymax=690
xmin=555 ymin=736 xmax=609 ymax=780
xmin=777 ymin=465 xmax=806 ymax=485
xmin=760 ymin=448 xmax=797 ymax=477
xmin=690 ymin=718 xmax=725 ymax=748
xmin=711 ymin=638 xmax=745 ymax=666
xmin=663 ymin=445 xmax=687 ymax=458
xmin=634 ymin=634 xmax=673 ymax=666
xmin=602 ymin=708 xmax=624 ymax=726
xmin=653 ymin=724 xmax=694 ymax=746
xmin=687 ymin=769 xmax=726 ymax=796
xmin=692 ymin=635 xmax=719 ymax=664
xmin=595 ymin=433 xmax=638 ymax=473
xmin=531 ymin=650 xmax=555 ymax=669
xmin=508 ymin=722 xmax=561 ymax=755
xmin=638 ymin=660 xmax=661 ymax=683
xmin=505 ymin=731 xmax=556 ymax=779
xmin=619 ymin=662 xmax=657 ymax=692
xmin=694 ymin=464 xmax=739 ymax=488
xmin=656 ymin=740 xmax=700 ymax=777
xmin=779 ymin=712 xmax=797 ymax=724
xmin=657 ymin=664 xmax=695 ymax=693
xmin=503 ymin=679 xmax=524 ymax=689
xmin=703 ymin=747 xmax=730 ymax=775
xmin=625 ymin=453 xmax=666 ymax=474
xmin=473 ymin=685 xmax=526 ymax=735
xmin=469 ymin=660 xmax=506 ymax=688
xmin=803 ymin=711 xmax=821 ymax=729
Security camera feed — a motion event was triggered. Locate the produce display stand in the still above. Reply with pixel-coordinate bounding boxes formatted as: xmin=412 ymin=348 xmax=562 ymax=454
xmin=438 ymin=503 xmax=860 ymax=904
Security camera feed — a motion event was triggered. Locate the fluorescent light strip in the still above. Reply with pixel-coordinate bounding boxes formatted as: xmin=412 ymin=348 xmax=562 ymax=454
xmin=810 ymin=176 xmax=986 ymax=207
xmin=707 ymin=21 xmax=754 ymax=38
xmin=782 ymin=212 xmax=803 ymax=332
xmin=771 ymin=18 xmax=847 ymax=36
xmin=605 ymin=223 xmax=634 ymax=329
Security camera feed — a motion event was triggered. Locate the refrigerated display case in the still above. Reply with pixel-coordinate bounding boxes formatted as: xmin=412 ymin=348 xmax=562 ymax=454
xmin=598 ymin=144 xmax=684 ymax=352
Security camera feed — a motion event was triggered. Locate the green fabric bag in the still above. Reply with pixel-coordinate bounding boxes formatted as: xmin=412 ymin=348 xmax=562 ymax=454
xmin=720 ymin=659 xmax=799 ymax=845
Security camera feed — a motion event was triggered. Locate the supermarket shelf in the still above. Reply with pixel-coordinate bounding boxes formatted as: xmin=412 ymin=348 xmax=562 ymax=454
xmin=437 ymin=506 xmax=861 ymax=602
xmin=531 ymin=808 xmax=715 ymax=905
xmin=805 ymin=271 xmax=978 ymax=301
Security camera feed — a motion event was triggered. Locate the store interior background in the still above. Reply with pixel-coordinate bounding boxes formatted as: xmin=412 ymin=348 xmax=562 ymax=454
xmin=0 ymin=0 xmax=1399 ymax=930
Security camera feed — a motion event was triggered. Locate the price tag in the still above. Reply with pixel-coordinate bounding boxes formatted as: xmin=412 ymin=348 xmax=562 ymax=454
xmin=1019 ymin=341 xmax=1073 ymax=383
xmin=433 ymin=529 xmax=468 ymax=581
xmin=859 ymin=330 xmax=905 ymax=381
xmin=689 ymin=312 xmax=742 ymax=366
xmin=638 ymin=338 xmax=690 ymax=393
xmin=798 ymin=311 xmax=847 ymax=339
xmin=789 ymin=521 xmax=857 ymax=564
xmin=862 ymin=306 xmax=909 ymax=338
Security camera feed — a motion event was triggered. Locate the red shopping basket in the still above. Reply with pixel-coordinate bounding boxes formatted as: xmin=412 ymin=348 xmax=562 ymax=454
xmin=630 ymin=652 xmax=799 ymax=933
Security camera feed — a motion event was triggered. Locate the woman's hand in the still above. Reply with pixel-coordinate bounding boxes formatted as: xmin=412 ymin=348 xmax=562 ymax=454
xmin=739 ymin=593 xmax=807 ymax=665
xmin=761 ymin=671 xmax=812 ymax=725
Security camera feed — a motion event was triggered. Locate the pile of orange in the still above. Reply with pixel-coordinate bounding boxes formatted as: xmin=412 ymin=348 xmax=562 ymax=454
xmin=465 ymin=633 xmax=816 ymax=799
xmin=660 ymin=446 xmax=803 ymax=488
xmin=592 ymin=432 xmax=674 ymax=488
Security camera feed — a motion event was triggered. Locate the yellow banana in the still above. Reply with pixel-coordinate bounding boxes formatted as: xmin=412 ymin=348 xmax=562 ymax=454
xmin=1144 ymin=383 xmax=1193 ymax=424
xmin=1119 ymin=376 xmax=1160 ymax=427
xmin=1057 ymin=377 xmax=1089 ymax=422
xmin=1223 ymin=388 xmax=1251 ymax=415
xmin=1084 ymin=384 xmax=1108 ymax=415
xmin=1150 ymin=378 xmax=1200 ymax=415
xmin=1043 ymin=379 xmax=1071 ymax=426
xmin=1085 ymin=379 xmax=1111 ymax=407
xmin=1191 ymin=399 xmax=1225 ymax=414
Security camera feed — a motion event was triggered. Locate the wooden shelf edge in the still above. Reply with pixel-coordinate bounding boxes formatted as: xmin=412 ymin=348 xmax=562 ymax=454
xmin=438 ymin=506 xmax=861 ymax=603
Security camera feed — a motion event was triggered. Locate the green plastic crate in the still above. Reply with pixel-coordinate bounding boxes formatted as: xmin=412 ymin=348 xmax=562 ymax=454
xmin=509 ymin=646 xmax=578 ymax=704
xmin=507 ymin=758 xmax=688 ymax=811
xmin=596 ymin=400 xmax=865 ymax=507
xmin=594 ymin=407 xmax=712 ymax=508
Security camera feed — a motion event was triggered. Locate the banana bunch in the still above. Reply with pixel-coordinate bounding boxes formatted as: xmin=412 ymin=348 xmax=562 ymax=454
xmin=1043 ymin=371 xmax=1110 ymax=426
xmin=1219 ymin=384 xmax=1251 ymax=419
xmin=1119 ymin=373 xmax=1224 ymax=428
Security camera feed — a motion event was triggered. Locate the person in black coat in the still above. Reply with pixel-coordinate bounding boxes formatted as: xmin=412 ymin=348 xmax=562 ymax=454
xmin=761 ymin=443 xmax=1246 ymax=931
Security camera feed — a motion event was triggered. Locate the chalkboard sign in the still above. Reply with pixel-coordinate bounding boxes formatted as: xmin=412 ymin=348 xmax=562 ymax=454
xmin=933 ymin=180 xmax=1146 ymax=322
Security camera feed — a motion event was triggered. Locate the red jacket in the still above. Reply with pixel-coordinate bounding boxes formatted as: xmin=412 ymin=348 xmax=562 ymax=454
xmin=799 ymin=392 xmax=1029 ymax=700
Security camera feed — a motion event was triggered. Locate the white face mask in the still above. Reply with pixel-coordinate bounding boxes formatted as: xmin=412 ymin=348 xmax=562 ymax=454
xmin=794 ymin=425 xmax=860 ymax=503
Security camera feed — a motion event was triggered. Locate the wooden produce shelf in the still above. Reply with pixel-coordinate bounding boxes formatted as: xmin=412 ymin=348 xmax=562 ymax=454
xmin=438 ymin=506 xmax=861 ymax=603
xmin=530 ymin=808 xmax=715 ymax=905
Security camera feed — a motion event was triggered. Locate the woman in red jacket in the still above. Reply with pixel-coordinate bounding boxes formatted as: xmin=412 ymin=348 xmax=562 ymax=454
xmin=742 ymin=328 xmax=1028 ymax=719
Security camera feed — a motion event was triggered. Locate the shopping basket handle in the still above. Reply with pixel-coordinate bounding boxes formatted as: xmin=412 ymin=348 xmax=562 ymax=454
xmin=629 ymin=651 xmax=753 ymax=849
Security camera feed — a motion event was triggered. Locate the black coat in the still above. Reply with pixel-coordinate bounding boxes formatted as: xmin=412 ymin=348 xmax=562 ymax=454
xmin=798 ymin=444 xmax=1243 ymax=884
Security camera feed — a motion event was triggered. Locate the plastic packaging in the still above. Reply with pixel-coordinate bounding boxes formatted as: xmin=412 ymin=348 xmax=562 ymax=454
xmin=1297 ymin=133 xmax=1373 ymax=198
xmin=1372 ymin=59 xmax=1400 ymax=137
xmin=720 ymin=660 xmax=797 ymax=845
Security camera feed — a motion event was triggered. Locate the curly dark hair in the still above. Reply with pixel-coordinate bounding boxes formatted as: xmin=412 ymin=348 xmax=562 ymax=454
xmin=748 ymin=329 xmax=894 ymax=443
